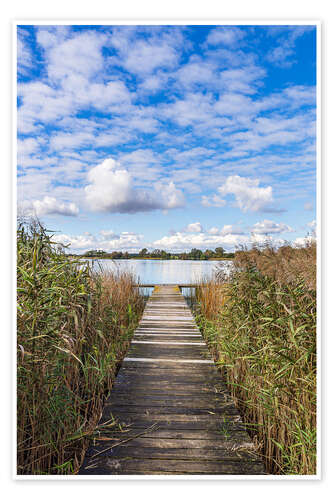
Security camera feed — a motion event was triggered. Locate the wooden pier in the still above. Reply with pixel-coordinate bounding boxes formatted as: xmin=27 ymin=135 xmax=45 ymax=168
xmin=79 ymin=285 xmax=265 ymax=476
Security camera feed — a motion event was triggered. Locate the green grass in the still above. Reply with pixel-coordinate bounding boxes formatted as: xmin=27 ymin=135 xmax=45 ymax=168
xmin=17 ymin=218 xmax=144 ymax=474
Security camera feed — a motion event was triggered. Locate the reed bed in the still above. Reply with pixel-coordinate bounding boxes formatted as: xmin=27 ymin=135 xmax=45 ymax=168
xmin=17 ymin=219 xmax=144 ymax=475
xmin=195 ymin=242 xmax=316 ymax=475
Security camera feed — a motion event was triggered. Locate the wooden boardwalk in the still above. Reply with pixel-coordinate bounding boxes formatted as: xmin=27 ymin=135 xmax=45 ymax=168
xmin=79 ymin=285 xmax=265 ymax=476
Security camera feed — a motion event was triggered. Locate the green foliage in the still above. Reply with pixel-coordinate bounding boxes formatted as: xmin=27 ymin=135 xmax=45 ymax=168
xmin=74 ymin=247 xmax=235 ymax=260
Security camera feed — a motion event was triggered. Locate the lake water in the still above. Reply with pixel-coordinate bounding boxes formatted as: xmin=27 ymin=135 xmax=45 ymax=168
xmin=89 ymin=259 xmax=232 ymax=294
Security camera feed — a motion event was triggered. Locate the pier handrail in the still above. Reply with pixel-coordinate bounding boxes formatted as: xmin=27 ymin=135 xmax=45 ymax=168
xmin=133 ymin=284 xmax=198 ymax=288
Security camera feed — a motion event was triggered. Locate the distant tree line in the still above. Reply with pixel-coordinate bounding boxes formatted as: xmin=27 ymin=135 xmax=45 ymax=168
xmin=77 ymin=247 xmax=234 ymax=260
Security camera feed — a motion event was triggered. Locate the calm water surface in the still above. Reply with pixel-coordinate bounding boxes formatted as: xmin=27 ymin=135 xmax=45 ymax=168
xmin=90 ymin=259 xmax=232 ymax=285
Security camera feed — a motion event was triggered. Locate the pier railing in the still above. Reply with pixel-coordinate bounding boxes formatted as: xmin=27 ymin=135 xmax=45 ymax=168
xmin=133 ymin=284 xmax=198 ymax=288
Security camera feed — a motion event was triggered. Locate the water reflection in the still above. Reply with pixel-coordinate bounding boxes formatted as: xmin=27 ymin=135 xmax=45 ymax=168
xmin=91 ymin=259 xmax=232 ymax=285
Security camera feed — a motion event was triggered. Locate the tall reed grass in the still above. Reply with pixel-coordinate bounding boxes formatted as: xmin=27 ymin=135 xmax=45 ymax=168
xmin=17 ymin=218 xmax=144 ymax=474
xmin=196 ymin=242 xmax=316 ymax=475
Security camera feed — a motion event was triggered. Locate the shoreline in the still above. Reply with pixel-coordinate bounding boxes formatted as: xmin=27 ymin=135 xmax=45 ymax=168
xmin=73 ymin=256 xmax=234 ymax=261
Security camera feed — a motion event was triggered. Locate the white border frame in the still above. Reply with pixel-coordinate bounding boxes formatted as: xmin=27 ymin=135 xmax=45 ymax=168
xmin=13 ymin=19 xmax=321 ymax=481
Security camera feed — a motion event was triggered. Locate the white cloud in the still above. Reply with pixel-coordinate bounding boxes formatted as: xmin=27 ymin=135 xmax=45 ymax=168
xmin=250 ymin=233 xmax=284 ymax=247
xmin=215 ymin=92 xmax=254 ymax=117
xmin=152 ymin=221 xmax=249 ymax=251
xmin=220 ymin=224 xmax=245 ymax=235
xmin=108 ymin=28 xmax=183 ymax=76
xmin=17 ymin=31 xmax=33 ymax=76
xmin=251 ymin=219 xmax=294 ymax=234
xmin=44 ymin=31 xmax=106 ymax=81
xmin=304 ymin=202 xmax=314 ymax=211
xmin=219 ymin=66 xmax=266 ymax=94
xmin=175 ymin=58 xmax=216 ymax=87
xmin=201 ymin=194 xmax=227 ymax=208
xmin=31 ymin=196 xmax=79 ymax=217
xmin=161 ymin=92 xmax=216 ymax=127
xmin=18 ymin=81 xmax=74 ymax=129
xmin=293 ymin=235 xmax=316 ymax=247
xmin=139 ymin=74 xmax=166 ymax=92
xmin=17 ymin=137 xmax=40 ymax=156
xmin=184 ymin=222 xmax=203 ymax=233
xmin=85 ymin=158 xmax=185 ymax=213
xmin=50 ymin=131 xmax=94 ymax=151
xmin=207 ymin=227 xmax=219 ymax=235
xmin=206 ymin=27 xmax=245 ymax=47
xmin=153 ymin=231 xmax=248 ymax=251
xmin=17 ymin=26 xmax=316 ymax=234
xmin=53 ymin=229 xmax=143 ymax=252
xmin=267 ymin=27 xmax=314 ymax=68
xmin=217 ymin=175 xmax=274 ymax=212
xmin=307 ymin=219 xmax=316 ymax=236
xmin=18 ymin=30 xmax=133 ymax=135
xmin=124 ymin=41 xmax=179 ymax=75
xmin=36 ymin=26 xmax=70 ymax=50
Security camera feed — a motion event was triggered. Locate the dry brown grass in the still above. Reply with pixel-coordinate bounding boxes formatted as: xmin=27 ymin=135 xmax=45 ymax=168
xmin=17 ymin=220 xmax=144 ymax=474
xmin=233 ymin=241 xmax=316 ymax=290
xmin=196 ymin=242 xmax=317 ymax=475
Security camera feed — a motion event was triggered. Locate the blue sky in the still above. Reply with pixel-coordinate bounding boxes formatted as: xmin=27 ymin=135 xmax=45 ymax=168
xmin=17 ymin=24 xmax=317 ymax=253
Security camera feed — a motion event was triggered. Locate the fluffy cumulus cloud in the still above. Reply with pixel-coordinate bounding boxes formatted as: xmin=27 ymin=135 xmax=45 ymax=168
xmin=152 ymin=220 xmax=298 ymax=251
xmin=29 ymin=196 xmax=79 ymax=217
xmin=152 ymin=221 xmax=249 ymax=251
xmin=53 ymin=229 xmax=143 ymax=252
xmin=220 ymin=224 xmax=245 ymax=235
xmin=85 ymin=158 xmax=185 ymax=213
xmin=250 ymin=219 xmax=294 ymax=234
xmin=183 ymin=222 xmax=203 ymax=233
xmin=52 ymin=218 xmax=314 ymax=253
xmin=153 ymin=231 xmax=249 ymax=251
xmin=216 ymin=175 xmax=274 ymax=212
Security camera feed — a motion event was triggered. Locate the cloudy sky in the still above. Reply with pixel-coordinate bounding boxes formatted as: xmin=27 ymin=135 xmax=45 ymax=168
xmin=17 ymin=24 xmax=317 ymax=253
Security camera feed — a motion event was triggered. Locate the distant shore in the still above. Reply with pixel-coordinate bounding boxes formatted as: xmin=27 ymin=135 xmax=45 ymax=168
xmin=72 ymin=256 xmax=234 ymax=261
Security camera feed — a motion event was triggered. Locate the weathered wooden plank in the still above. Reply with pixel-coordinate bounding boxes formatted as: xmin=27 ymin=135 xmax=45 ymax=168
xmin=98 ymin=414 xmax=249 ymax=431
xmin=118 ymin=361 xmax=217 ymax=370
xmin=126 ymin=345 xmax=211 ymax=359
xmin=118 ymin=369 xmax=217 ymax=377
xmin=123 ymin=357 xmax=213 ymax=364
xmin=106 ymin=389 xmax=231 ymax=399
xmin=79 ymin=458 xmax=265 ymax=475
xmin=105 ymin=399 xmax=236 ymax=410
xmin=86 ymin=428 xmax=251 ymax=442
xmin=84 ymin=437 xmax=257 ymax=451
xmin=89 ymin=424 xmax=248 ymax=440
xmin=109 ymin=389 xmax=229 ymax=399
xmin=109 ymin=385 xmax=229 ymax=395
xmin=84 ymin=447 xmax=259 ymax=462
xmin=79 ymin=284 xmax=264 ymax=476
xmin=114 ymin=375 xmax=219 ymax=384
xmin=101 ymin=405 xmax=240 ymax=416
